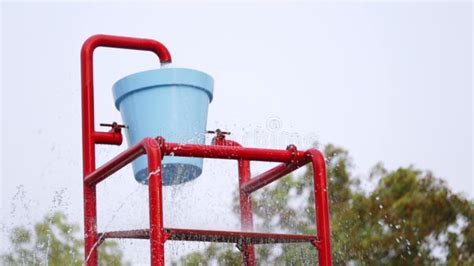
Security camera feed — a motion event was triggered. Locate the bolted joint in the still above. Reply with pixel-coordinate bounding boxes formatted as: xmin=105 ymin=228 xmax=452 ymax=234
xmin=286 ymin=144 xmax=298 ymax=164
xmin=154 ymin=136 xmax=166 ymax=159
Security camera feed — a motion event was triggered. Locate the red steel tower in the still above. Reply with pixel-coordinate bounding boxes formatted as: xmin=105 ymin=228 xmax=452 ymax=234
xmin=81 ymin=34 xmax=332 ymax=265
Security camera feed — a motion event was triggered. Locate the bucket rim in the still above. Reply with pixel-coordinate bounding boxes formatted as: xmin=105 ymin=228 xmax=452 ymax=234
xmin=112 ymin=67 xmax=214 ymax=110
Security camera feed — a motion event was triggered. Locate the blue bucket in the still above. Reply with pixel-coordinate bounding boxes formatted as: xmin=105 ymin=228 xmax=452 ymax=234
xmin=113 ymin=68 xmax=214 ymax=185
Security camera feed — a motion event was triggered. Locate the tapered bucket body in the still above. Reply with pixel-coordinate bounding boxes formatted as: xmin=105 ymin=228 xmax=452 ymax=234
xmin=113 ymin=68 xmax=214 ymax=185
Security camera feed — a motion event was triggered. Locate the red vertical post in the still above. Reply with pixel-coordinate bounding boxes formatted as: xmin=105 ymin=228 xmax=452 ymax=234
xmin=213 ymin=136 xmax=256 ymax=265
xmin=238 ymin=159 xmax=256 ymax=266
xmin=81 ymin=37 xmax=100 ymax=266
xmin=145 ymin=139 xmax=166 ymax=265
xmin=83 ymin=187 xmax=97 ymax=265
xmin=307 ymin=149 xmax=332 ymax=266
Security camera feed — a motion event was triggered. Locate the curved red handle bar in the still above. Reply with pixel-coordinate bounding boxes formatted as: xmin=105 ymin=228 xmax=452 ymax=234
xmin=81 ymin=34 xmax=172 ymax=265
xmin=81 ymin=34 xmax=172 ymax=174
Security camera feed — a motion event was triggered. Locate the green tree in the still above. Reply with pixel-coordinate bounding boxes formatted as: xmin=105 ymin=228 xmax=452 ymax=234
xmin=1 ymin=211 xmax=129 ymax=265
xmin=179 ymin=144 xmax=474 ymax=265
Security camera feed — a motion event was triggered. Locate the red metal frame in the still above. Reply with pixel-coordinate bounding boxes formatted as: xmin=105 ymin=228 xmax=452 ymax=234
xmin=81 ymin=34 xmax=332 ymax=265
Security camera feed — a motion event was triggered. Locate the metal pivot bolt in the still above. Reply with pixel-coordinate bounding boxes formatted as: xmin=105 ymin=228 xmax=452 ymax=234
xmin=206 ymin=129 xmax=231 ymax=139
xmin=100 ymin=122 xmax=127 ymax=133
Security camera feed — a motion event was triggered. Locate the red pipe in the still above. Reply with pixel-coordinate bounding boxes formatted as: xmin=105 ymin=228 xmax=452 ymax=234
xmin=213 ymin=137 xmax=256 ymax=265
xmin=84 ymin=138 xmax=156 ymax=186
xmin=146 ymin=139 xmax=165 ymax=265
xmin=240 ymin=157 xmax=310 ymax=194
xmin=100 ymin=228 xmax=319 ymax=244
xmin=81 ymin=34 xmax=171 ymax=266
xmin=237 ymin=159 xmax=256 ymax=265
xmin=163 ymin=142 xmax=306 ymax=162
xmin=93 ymin=131 xmax=123 ymax=146
xmin=100 ymin=229 xmax=150 ymax=240
xmin=306 ymin=149 xmax=332 ymax=265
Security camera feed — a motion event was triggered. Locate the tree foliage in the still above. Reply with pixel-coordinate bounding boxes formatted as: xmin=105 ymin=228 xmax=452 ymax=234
xmin=1 ymin=211 xmax=128 ymax=265
xmin=178 ymin=144 xmax=474 ymax=265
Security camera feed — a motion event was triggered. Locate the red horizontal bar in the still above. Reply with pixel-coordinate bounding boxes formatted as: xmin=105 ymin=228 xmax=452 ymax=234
xmin=163 ymin=142 xmax=306 ymax=163
xmin=241 ymin=157 xmax=310 ymax=194
xmin=99 ymin=228 xmax=319 ymax=245
xmin=100 ymin=229 xmax=149 ymax=240
xmin=84 ymin=138 xmax=307 ymax=186
xmin=166 ymin=228 xmax=318 ymax=245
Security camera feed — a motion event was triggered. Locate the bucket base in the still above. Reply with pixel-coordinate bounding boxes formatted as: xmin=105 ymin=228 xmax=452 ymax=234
xmin=135 ymin=163 xmax=202 ymax=185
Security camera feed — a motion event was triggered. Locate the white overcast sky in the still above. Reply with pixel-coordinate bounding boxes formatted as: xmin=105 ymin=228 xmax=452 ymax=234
xmin=1 ymin=1 xmax=472 ymax=264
